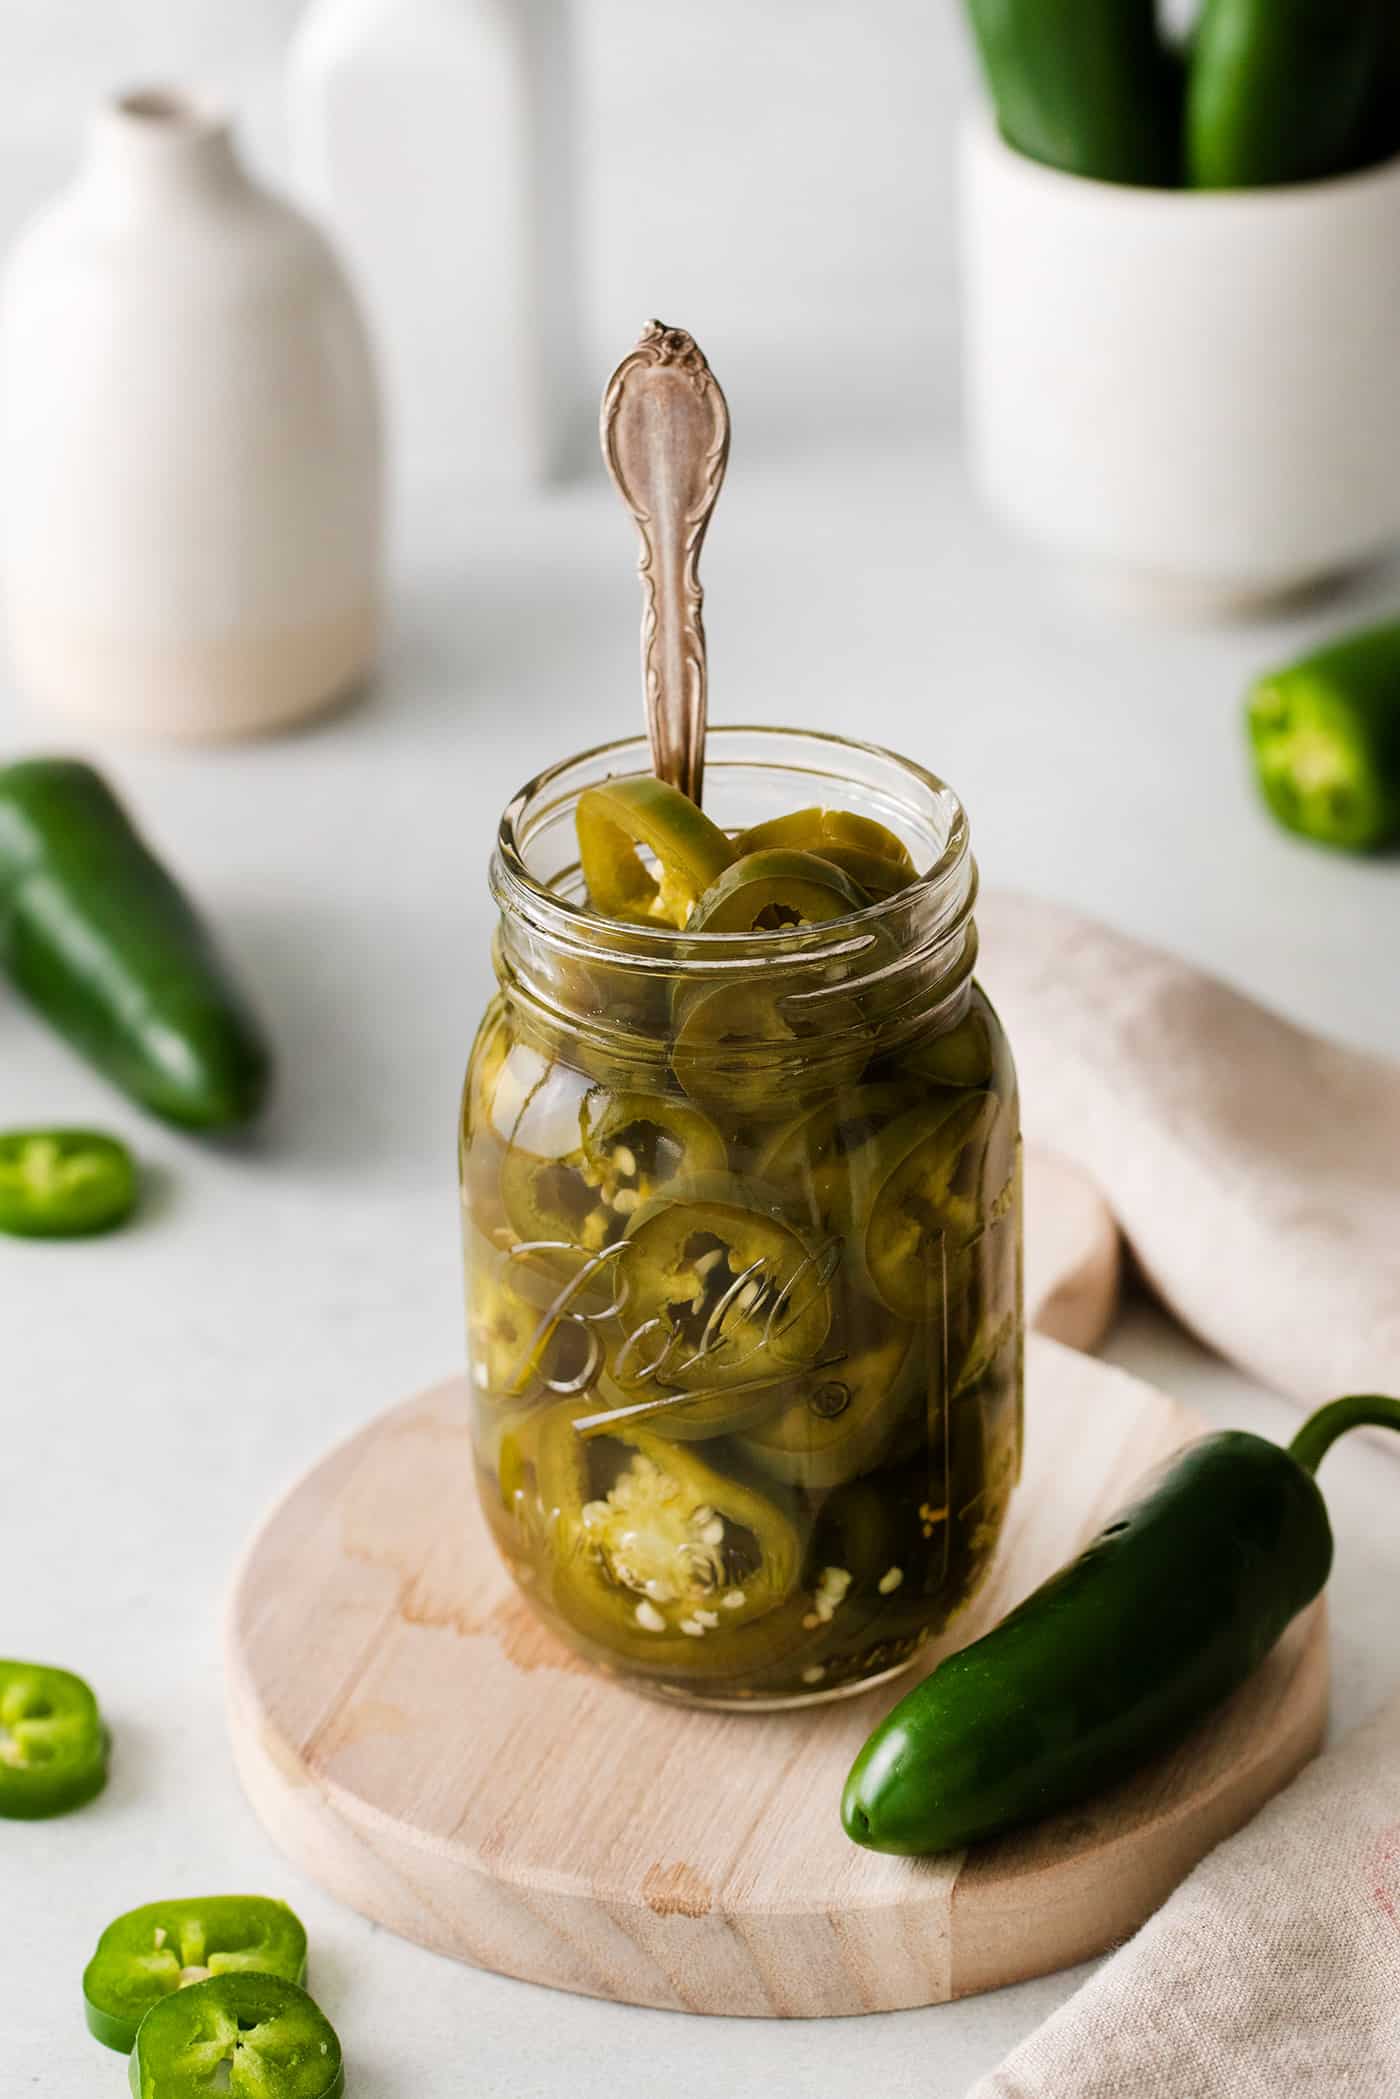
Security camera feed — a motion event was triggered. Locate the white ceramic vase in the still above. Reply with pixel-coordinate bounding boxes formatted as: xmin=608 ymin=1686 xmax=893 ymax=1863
xmin=0 ymin=88 xmax=383 ymax=742
xmin=288 ymin=0 xmax=582 ymax=499
xmin=960 ymin=116 xmax=1400 ymax=612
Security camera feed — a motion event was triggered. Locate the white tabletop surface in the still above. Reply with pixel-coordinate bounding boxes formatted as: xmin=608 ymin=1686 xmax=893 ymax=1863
xmin=5 ymin=421 xmax=1400 ymax=2098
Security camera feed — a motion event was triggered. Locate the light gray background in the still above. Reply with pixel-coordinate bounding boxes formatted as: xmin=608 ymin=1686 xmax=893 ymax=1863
xmin=4 ymin=6 xmax=1400 ymax=2095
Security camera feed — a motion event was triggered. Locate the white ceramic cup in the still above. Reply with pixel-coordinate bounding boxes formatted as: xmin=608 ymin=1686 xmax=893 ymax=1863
xmin=959 ymin=115 xmax=1400 ymax=611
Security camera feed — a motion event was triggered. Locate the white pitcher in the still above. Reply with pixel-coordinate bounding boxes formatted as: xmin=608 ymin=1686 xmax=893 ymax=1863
xmin=0 ymin=88 xmax=383 ymax=742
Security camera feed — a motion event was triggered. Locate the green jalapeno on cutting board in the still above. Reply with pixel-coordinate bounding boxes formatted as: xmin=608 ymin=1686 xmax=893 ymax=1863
xmin=83 ymin=1897 xmax=309 ymax=2054
xmin=843 ymin=1392 xmax=1400 ymax=1856
xmin=0 ymin=1128 xmax=138 ymax=1238
xmin=0 ymin=1659 xmax=108 ymax=1818
xmin=127 ymin=1972 xmax=342 ymax=2099
xmin=0 ymin=759 xmax=272 ymax=1128
xmin=1187 ymin=0 xmax=1388 ymax=191
xmin=577 ymin=775 xmax=734 ymax=927
xmin=1247 ymin=618 xmax=1400 ymax=852
xmin=963 ymin=0 xmax=1182 ymax=187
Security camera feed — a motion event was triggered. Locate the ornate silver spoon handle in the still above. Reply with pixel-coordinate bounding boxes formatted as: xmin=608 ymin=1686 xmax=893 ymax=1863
xmin=600 ymin=321 xmax=730 ymax=806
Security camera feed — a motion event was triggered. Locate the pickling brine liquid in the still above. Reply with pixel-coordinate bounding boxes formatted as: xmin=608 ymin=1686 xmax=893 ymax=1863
xmin=460 ymin=726 xmax=1024 ymax=1707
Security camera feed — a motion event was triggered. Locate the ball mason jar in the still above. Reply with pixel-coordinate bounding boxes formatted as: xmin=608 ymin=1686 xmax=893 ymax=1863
xmin=460 ymin=727 xmax=1023 ymax=1708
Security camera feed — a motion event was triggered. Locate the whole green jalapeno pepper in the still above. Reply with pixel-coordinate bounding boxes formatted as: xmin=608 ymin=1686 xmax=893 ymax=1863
xmin=83 ymin=1897 xmax=309 ymax=2054
xmin=0 ymin=760 xmax=271 ymax=1129
xmin=843 ymin=1392 xmax=1400 ymax=1855
xmin=1187 ymin=0 xmax=1387 ymax=190
xmin=1247 ymin=617 xmax=1400 ymax=852
xmin=963 ymin=0 xmax=1182 ymax=187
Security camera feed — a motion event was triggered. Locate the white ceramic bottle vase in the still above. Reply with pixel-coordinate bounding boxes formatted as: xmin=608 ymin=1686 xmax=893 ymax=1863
xmin=288 ymin=0 xmax=583 ymax=499
xmin=0 ymin=88 xmax=383 ymax=742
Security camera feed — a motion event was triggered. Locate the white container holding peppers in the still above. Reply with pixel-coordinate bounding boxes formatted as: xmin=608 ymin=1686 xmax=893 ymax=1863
xmin=960 ymin=116 xmax=1400 ymax=611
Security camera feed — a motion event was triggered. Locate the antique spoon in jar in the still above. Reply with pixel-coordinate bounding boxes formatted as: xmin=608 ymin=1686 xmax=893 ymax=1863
xmin=600 ymin=320 xmax=731 ymax=807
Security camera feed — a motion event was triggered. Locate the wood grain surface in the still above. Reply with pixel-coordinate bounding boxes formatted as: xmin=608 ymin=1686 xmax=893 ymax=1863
xmin=225 ymin=1154 xmax=1326 ymax=2016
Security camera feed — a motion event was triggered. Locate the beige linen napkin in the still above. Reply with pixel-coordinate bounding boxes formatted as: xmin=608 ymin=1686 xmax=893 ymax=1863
xmin=969 ymin=1691 xmax=1400 ymax=2099
xmin=979 ymin=891 xmax=1400 ymax=1410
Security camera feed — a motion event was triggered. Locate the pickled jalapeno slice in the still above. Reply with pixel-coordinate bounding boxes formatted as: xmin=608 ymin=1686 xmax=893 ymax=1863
xmin=83 ymin=1897 xmax=308 ymax=2055
xmin=127 ymin=1972 xmax=342 ymax=2099
xmin=857 ymin=1092 xmax=1015 ymax=1323
xmin=745 ymin=1312 xmax=920 ymax=1487
xmin=685 ymin=848 xmax=871 ymax=933
xmin=614 ymin=1174 xmax=836 ymax=1397
xmin=501 ymin=1087 xmax=726 ymax=1256
xmin=734 ymin=807 xmax=915 ymax=875
xmin=513 ymin=1405 xmax=801 ymax=1658
xmin=577 ymin=777 xmax=734 ymax=927
xmin=671 ymin=974 xmax=872 ymax=1119
xmin=810 ymin=845 xmax=918 ymax=901
xmin=756 ymin=1083 xmax=916 ymax=1233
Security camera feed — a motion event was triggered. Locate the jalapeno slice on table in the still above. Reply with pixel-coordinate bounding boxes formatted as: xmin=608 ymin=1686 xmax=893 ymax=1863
xmin=577 ymin=776 xmax=734 ymax=926
xmin=0 ymin=1128 xmax=137 ymax=1238
xmin=856 ymin=1091 xmax=1017 ymax=1323
xmin=128 ymin=1972 xmax=342 ymax=2099
xmin=84 ymin=1897 xmax=309 ymax=2054
xmin=0 ymin=1659 xmax=108 ymax=1817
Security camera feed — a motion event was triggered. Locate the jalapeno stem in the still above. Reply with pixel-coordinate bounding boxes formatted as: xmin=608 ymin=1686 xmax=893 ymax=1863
xmin=1288 ymin=1394 xmax=1400 ymax=1477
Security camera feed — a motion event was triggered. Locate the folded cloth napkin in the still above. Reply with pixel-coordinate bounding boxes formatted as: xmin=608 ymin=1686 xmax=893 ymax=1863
xmin=979 ymin=891 xmax=1400 ymax=1416
xmin=969 ymin=1691 xmax=1400 ymax=2099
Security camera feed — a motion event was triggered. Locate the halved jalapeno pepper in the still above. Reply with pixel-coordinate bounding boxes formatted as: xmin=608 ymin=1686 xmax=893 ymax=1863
xmin=0 ymin=1659 xmax=108 ymax=1817
xmin=856 ymin=1091 xmax=1017 ymax=1323
xmin=686 ymin=848 xmax=871 ymax=934
xmin=127 ymin=1972 xmax=342 ymax=2099
xmin=0 ymin=1128 xmax=137 ymax=1238
xmin=612 ymin=1174 xmax=836 ymax=1400
xmin=577 ymin=776 xmax=734 ymax=927
xmin=84 ymin=1897 xmax=309 ymax=2055
xmin=505 ymin=1402 xmax=802 ymax=1661
xmin=734 ymin=807 xmax=915 ymax=874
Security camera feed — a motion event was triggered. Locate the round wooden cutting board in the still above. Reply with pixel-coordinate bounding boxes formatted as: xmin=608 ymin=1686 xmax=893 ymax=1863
xmin=225 ymin=1153 xmax=1326 ymax=2017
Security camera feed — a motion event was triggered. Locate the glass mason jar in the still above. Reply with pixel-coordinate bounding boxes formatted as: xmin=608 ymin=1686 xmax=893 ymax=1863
xmin=460 ymin=727 xmax=1023 ymax=1708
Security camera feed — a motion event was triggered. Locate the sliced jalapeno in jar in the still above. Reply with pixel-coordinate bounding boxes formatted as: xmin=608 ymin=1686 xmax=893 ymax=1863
xmin=0 ymin=1128 xmax=137 ymax=1238
xmin=613 ymin=1174 xmax=836 ymax=1399
xmin=745 ymin=1311 xmax=921 ymax=1487
xmin=671 ymin=975 xmax=872 ymax=1120
xmin=756 ymin=1083 xmax=915 ymax=1233
xmin=504 ymin=1403 xmax=802 ymax=1664
xmin=856 ymin=1092 xmax=1016 ymax=1323
xmin=735 ymin=807 xmax=915 ymax=874
xmin=577 ymin=776 xmax=734 ymax=927
xmin=127 ymin=1972 xmax=342 ymax=2099
xmin=501 ymin=1085 xmax=726 ymax=1257
xmin=0 ymin=1660 xmax=108 ymax=1818
xmin=83 ymin=1897 xmax=309 ymax=2055
xmin=686 ymin=848 xmax=871 ymax=933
